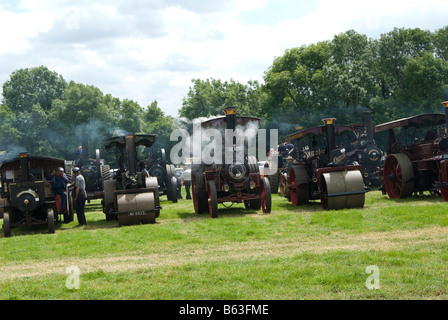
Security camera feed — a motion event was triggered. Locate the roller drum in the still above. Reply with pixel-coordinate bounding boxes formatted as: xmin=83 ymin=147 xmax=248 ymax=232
xmin=321 ymin=170 xmax=365 ymax=210
xmin=116 ymin=192 xmax=156 ymax=226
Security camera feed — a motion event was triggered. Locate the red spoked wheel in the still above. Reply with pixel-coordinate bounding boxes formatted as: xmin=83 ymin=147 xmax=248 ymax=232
xmin=383 ymin=153 xmax=414 ymax=199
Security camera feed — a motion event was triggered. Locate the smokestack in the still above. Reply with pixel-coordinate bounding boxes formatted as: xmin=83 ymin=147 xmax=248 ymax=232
xmin=81 ymin=134 xmax=90 ymax=167
xmin=443 ymin=101 xmax=448 ymax=135
xmin=323 ymin=118 xmax=336 ymax=153
xmin=224 ymin=107 xmax=237 ymax=130
xmin=19 ymin=152 xmax=30 ymax=182
xmin=125 ymin=134 xmax=137 ymax=174
xmin=224 ymin=107 xmax=238 ymax=164
xmin=364 ymin=110 xmax=374 ymax=144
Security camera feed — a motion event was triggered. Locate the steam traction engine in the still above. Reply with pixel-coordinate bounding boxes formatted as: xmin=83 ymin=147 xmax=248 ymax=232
xmin=191 ymin=108 xmax=272 ymax=218
xmin=376 ymin=101 xmax=448 ymax=200
xmin=284 ymin=117 xmax=367 ymax=210
xmin=0 ymin=153 xmax=74 ymax=237
xmin=101 ymin=134 xmax=161 ymax=226
xmin=67 ymin=135 xmax=111 ymax=201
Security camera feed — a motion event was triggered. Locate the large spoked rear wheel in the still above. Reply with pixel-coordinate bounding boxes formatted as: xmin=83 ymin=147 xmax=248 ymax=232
xmin=383 ymin=153 xmax=414 ymax=199
xmin=208 ymin=180 xmax=218 ymax=218
xmin=261 ymin=177 xmax=272 ymax=214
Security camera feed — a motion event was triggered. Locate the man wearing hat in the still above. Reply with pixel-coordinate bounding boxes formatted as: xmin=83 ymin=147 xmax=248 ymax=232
xmin=285 ymin=155 xmax=294 ymax=175
xmin=72 ymin=167 xmax=87 ymax=226
xmin=51 ymin=167 xmax=69 ymax=215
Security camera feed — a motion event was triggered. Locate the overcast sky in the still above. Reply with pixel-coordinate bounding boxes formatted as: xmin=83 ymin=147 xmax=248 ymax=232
xmin=1 ymin=0 xmax=447 ymax=117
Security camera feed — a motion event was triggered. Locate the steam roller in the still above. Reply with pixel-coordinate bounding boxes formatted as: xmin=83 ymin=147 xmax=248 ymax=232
xmin=284 ymin=116 xmax=366 ymax=210
xmin=102 ymin=134 xmax=162 ymax=226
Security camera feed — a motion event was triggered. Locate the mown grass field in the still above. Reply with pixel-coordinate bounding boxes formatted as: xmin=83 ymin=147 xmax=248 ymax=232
xmin=1 ymin=188 xmax=448 ymax=300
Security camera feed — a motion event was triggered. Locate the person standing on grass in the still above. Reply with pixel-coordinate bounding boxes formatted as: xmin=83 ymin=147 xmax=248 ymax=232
xmin=72 ymin=167 xmax=87 ymax=226
xmin=51 ymin=166 xmax=69 ymax=215
xmin=181 ymin=165 xmax=191 ymax=200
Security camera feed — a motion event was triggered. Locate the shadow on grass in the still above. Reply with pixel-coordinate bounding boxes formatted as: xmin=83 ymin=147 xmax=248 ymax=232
xmin=274 ymin=196 xmax=324 ymax=213
xmin=0 ymin=220 xmax=73 ymax=238
xmin=380 ymin=193 xmax=447 ymax=204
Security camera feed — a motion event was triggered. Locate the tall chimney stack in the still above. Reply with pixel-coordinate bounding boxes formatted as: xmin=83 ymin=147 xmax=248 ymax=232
xmin=323 ymin=118 xmax=336 ymax=153
xmin=19 ymin=152 xmax=30 ymax=182
xmin=364 ymin=110 xmax=374 ymax=145
xmin=224 ymin=107 xmax=237 ymax=130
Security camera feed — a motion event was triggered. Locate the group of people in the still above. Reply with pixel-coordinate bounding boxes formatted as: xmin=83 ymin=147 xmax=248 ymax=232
xmin=51 ymin=166 xmax=87 ymax=227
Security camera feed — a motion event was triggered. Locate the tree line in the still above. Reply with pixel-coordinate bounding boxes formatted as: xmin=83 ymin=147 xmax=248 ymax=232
xmin=0 ymin=66 xmax=175 ymax=163
xmin=180 ymin=26 xmax=448 ymax=137
xmin=1 ymin=26 xmax=448 ymax=164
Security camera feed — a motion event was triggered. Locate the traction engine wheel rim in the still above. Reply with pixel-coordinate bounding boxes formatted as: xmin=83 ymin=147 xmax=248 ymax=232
xmin=261 ymin=177 xmax=272 ymax=214
xmin=208 ymin=180 xmax=218 ymax=218
xmin=288 ymin=165 xmax=309 ymax=205
xmin=439 ymin=160 xmax=448 ymax=201
xmin=47 ymin=208 xmax=55 ymax=234
xmin=3 ymin=212 xmax=11 ymax=237
xmin=192 ymin=170 xmax=201 ymax=213
xmin=191 ymin=166 xmax=208 ymax=214
xmin=383 ymin=154 xmax=414 ymax=199
xmin=170 ymin=176 xmax=178 ymax=203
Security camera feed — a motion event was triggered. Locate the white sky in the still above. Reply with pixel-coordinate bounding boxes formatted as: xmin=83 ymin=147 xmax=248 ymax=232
xmin=0 ymin=0 xmax=447 ymax=117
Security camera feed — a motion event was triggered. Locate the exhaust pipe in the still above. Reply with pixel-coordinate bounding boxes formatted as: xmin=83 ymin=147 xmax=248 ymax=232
xmin=19 ymin=152 xmax=30 ymax=182
xmin=224 ymin=107 xmax=238 ymax=164
xmin=323 ymin=118 xmax=336 ymax=153
xmin=224 ymin=107 xmax=237 ymax=130
xmin=125 ymin=134 xmax=137 ymax=175
xmin=364 ymin=110 xmax=374 ymax=145
xmin=81 ymin=134 xmax=90 ymax=167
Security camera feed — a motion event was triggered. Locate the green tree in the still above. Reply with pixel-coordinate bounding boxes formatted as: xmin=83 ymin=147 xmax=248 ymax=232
xmin=47 ymin=81 xmax=115 ymax=159
xmin=179 ymin=78 xmax=264 ymax=119
xmin=375 ymin=27 xmax=434 ymax=98
xmin=117 ymin=99 xmax=144 ymax=134
xmin=143 ymin=101 xmax=175 ymax=161
xmin=0 ymin=104 xmax=20 ymax=148
xmin=325 ymin=30 xmax=380 ymax=121
xmin=397 ymin=53 xmax=448 ymax=113
xmin=433 ymin=26 xmax=448 ymax=61
xmin=262 ymin=42 xmax=332 ymax=127
xmin=2 ymin=66 xmax=67 ymax=113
